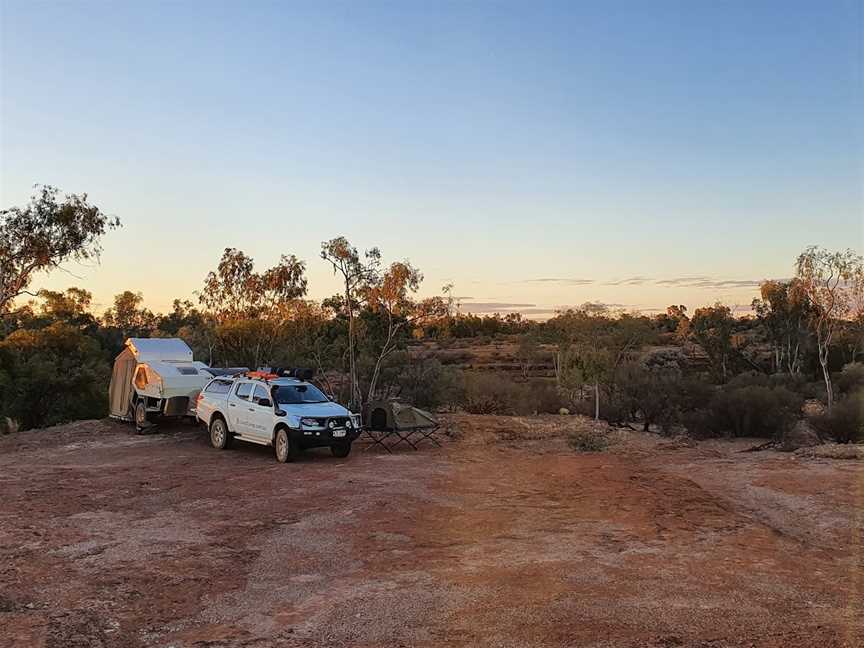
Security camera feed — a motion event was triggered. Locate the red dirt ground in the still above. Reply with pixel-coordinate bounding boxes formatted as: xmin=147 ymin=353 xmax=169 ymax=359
xmin=1 ymin=415 xmax=861 ymax=648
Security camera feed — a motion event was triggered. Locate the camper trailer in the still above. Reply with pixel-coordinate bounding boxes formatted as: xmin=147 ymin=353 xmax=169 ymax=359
xmin=109 ymin=338 xmax=214 ymax=427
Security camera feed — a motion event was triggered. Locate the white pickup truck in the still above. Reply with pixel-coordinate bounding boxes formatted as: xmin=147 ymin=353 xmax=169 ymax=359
xmin=196 ymin=374 xmax=361 ymax=463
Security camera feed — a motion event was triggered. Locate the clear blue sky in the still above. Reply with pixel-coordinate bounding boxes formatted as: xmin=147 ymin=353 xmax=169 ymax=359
xmin=1 ymin=1 xmax=861 ymax=316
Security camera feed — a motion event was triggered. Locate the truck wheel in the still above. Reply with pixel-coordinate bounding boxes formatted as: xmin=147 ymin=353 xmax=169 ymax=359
xmin=331 ymin=442 xmax=351 ymax=459
xmin=134 ymin=400 xmax=149 ymax=432
xmin=274 ymin=428 xmax=297 ymax=463
xmin=210 ymin=418 xmax=232 ymax=450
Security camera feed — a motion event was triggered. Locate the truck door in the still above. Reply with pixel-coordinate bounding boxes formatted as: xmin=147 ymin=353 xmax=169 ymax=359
xmin=248 ymin=384 xmax=274 ymax=442
xmin=228 ymin=382 xmax=252 ymax=433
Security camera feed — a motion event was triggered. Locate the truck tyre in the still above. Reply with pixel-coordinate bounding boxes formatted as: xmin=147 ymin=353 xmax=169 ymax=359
xmin=210 ymin=417 xmax=232 ymax=450
xmin=331 ymin=441 xmax=351 ymax=458
xmin=274 ymin=428 xmax=298 ymax=463
xmin=134 ymin=400 xmax=149 ymax=432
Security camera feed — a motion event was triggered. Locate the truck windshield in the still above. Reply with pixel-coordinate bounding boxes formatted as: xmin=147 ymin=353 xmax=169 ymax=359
xmin=273 ymin=384 xmax=329 ymax=404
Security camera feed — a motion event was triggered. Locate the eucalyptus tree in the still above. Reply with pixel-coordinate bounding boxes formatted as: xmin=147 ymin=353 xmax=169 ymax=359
xmin=796 ymin=247 xmax=864 ymax=410
xmin=0 ymin=185 xmax=119 ymax=313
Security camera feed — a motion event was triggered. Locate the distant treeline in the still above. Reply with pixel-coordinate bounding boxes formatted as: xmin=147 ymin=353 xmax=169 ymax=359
xmin=1 ymin=186 xmax=863 ymax=439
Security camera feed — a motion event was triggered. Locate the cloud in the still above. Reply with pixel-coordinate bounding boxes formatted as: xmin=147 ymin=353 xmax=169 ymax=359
xmin=520 ymin=278 xmax=595 ymax=285
xmin=654 ymin=276 xmax=762 ymax=289
xmin=604 ymin=276 xmax=652 ymax=286
xmin=459 ymin=302 xmax=537 ymax=313
xmin=654 ymin=276 xmax=712 ymax=286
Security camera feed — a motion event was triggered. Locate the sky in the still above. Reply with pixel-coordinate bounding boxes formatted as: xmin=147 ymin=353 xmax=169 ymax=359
xmin=1 ymin=0 xmax=862 ymax=318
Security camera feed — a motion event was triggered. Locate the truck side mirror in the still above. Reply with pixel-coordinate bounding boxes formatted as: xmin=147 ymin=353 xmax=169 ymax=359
xmin=257 ymin=398 xmax=272 ymax=408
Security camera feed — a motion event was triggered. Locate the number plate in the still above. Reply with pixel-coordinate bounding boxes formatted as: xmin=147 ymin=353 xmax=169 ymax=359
xmin=332 ymin=429 xmax=346 ymax=438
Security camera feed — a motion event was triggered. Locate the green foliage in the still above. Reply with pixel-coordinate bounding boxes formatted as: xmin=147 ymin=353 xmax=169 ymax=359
xmin=423 ymin=312 xmax=532 ymax=339
xmin=458 ymin=372 xmax=564 ymax=415
xmin=809 ymin=390 xmax=864 ymax=443
xmin=837 ymin=363 xmax=864 ymax=396
xmin=102 ymin=291 xmax=157 ymax=339
xmin=0 ymin=323 xmax=110 ymax=430
xmin=751 ymin=279 xmax=812 ymax=375
xmin=616 ymin=359 xmax=684 ymax=433
xmin=460 ymin=372 xmax=520 ymax=414
xmin=707 ymin=384 xmax=802 ymax=438
xmin=395 ymin=357 xmax=462 ymax=410
xmin=689 ymin=303 xmax=735 ymax=383
xmin=0 ymin=185 xmax=119 ymax=313
xmin=653 ymin=305 xmax=689 ymax=335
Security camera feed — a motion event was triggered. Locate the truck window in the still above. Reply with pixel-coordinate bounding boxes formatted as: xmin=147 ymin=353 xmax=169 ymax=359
xmin=205 ymin=380 xmax=231 ymax=394
xmin=252 ymin=385 xmax=269 ymax=405
xmin=235 ymin=382 xmax=252 ymax=400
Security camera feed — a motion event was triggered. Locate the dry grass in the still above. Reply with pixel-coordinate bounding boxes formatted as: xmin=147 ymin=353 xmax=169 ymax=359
xmin=795 ymin=443 xmax=864 ymax=460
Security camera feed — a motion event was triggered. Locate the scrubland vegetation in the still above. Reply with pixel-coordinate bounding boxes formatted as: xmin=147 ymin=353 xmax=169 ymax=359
xmin=2 ymin=186 xmax=863 ymax=447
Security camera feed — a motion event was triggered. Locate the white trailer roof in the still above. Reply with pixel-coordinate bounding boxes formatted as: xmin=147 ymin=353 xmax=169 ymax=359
xmin=126 ymin=338 xmax=193 ymax=363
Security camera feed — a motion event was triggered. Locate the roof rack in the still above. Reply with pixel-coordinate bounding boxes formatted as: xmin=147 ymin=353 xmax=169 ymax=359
xmin=233 ymin=367 xmax=316 ymax=382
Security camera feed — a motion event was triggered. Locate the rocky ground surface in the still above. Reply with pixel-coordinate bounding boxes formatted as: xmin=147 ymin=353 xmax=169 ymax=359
xmin=1 ymin=415 xmax=862 ymax=648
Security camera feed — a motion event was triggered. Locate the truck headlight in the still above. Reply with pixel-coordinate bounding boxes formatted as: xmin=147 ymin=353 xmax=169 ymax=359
xmin=345 ymin=419 xmax=353 ymax=429
xmin=300 ymin=417 xmax=319 ymax=427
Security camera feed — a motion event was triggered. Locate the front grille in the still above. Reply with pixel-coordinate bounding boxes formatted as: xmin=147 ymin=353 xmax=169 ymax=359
xmin=304 ymin=416 xmax=350 ymax=428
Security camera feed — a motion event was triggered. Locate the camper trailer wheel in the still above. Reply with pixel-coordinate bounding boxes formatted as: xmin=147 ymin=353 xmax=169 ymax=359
xmin=134 ymin=401 xmax=149 ymax=431
xmin=274 ymin=428 xmax=297 ymax=463
xmin=209 ymin=418 xmax=231 ymax=450
xmin=331 ymin=441 xmax=352 ymax=459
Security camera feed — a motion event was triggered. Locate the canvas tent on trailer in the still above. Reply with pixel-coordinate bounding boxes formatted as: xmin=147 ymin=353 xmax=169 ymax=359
xmin=109 ymin=338 xmax=213 ymax=424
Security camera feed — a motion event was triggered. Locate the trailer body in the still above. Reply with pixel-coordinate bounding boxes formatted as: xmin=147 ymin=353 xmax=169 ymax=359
xmin=109 ymin=338 xmax=212 ymax=423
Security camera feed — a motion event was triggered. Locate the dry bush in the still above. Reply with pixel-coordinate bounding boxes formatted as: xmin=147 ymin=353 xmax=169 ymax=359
xmin=567 ymin=427 xmax=610 ymax=452
xmin=837 ymin=363 xmax=864 ymax=395
xmin=796 ymin=443 xmax=864 ymax=459
xmin=460 ymin=372 xmax=519 ymax=414
xmin=707 ymin=385 xmax=802 ymax=438
xmin=570 ymin=396 xmax=627 ymax=424
xmin=459 ymin=373 xmax=565 ymax=415
xmin=808 ymin=390 xmax=864 ymax=444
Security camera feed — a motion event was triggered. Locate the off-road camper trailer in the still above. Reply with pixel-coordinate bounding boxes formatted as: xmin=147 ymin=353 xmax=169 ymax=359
xmin=109 ymin=338 xmax=212 ymax=427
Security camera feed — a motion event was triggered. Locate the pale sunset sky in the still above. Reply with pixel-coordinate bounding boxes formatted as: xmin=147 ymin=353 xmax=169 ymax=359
xmin=1 ymin=1 xmax=862 ymax=317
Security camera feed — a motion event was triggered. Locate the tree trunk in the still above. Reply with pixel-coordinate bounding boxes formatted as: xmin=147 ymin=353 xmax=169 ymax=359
xmin=820 ymin=355 xmax=833 ymax=412
xmin=345 ymin=279 xmax=360 ymax=409
xmin=594 ymin=381 xmax=600 ymax=421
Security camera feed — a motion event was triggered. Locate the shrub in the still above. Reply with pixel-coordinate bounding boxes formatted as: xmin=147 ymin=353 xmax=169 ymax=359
xmin=724 ymin=371 xmax=824 ymax=400
xmin=567 ymin=428 xmax=610 ymax=452
xmin=458 ymin=373 xmax=566 ymax=415
xmin=459 ymin=372 xmax=519 ymax=414
xmin=680 ymin=408 xmax=716 ymax=440
xmin=707 ymin=385 xmax=803 ymax=438
xmin=809 ymin=390 xmax=864 ymax=443
xmin=0 ymin=323 xmax=111 ymax=430
xmin=512 ymin=380 xmax=566 ymax=415
xmin=837 ymin=363 xmax=864 ymax=396
xmin=616 ymin=361 xmax=683 ymax=433
xmin=397 ymin=358 xmax=462 ymax=410
xmin=570 ymin=394 xmax=628 ymax=423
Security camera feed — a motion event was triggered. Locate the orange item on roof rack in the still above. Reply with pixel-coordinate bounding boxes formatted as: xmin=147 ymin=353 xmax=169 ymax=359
xmin=245 ymin=370 xmax=278 ymax=380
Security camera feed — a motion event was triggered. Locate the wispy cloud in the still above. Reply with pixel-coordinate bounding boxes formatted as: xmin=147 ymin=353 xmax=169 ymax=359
xmin=520 ymin=278 xmax=595 ymax=286
xmin=460 ymin=302 xmax=537 ymax=313
xmin=604 ymin=276 xmax=652 ymax=286
xmin=655 ymin=276 xmax=762 ymax=289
